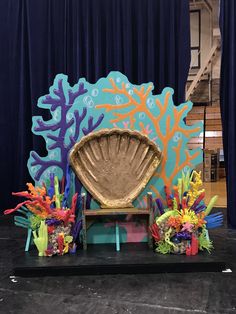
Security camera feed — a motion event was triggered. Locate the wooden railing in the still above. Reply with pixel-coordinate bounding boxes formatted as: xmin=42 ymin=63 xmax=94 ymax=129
xmin=186 ymin=41 xmax=219 ymax=100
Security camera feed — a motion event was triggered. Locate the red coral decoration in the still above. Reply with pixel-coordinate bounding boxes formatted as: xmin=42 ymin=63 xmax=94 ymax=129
xmin=149 ymin=223 xmax=160 ymax=242
xmin=57 ymin=234 xmax=64 ymax=255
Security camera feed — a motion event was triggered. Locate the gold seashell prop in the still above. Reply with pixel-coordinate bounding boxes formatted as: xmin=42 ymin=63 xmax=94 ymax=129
xmin=69 ymin=128 xmax=162 ymax=208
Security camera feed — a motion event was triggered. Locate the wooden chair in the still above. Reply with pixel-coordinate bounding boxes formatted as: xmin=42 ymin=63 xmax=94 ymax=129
xmin=69 ymin=128 xmax=162 ymax=250
xmin=80 ymin=192 xmax=154 ymax=250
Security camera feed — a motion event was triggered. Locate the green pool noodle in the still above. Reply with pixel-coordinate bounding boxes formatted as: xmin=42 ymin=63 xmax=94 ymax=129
xmin=25 ymin=228 xmax=32 ymax=252
xmin=156 ymin=210 xmax=178 ymax=224
xmin=54 ymin=176 xmax=61 ymax=208
xmin=205 ymin=195 xmax=219 ymax=216
xmin=177 ymin=178 xmax=182 ymax=201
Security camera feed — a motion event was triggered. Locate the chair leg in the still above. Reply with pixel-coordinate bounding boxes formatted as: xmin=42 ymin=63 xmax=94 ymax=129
xmin=81 ymin=193 xmax=87 ymax=250
xmin=82 ymin=214 xmax=87 ymax=250
xmin=115 ymin=221 xmax=120 ymax=251
xmin=147 ymin=192 xmax=153 ymax=249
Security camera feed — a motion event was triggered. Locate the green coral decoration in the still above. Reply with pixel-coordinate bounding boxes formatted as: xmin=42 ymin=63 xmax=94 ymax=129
xmin=205 ymin=195 xmax=219 ymax=216
xmin=176 ymin=169 xmax=194 ymax=200
xmin=33 ymin=220 xmax=48 ymax=256
xmin=198 ymin=228 xmax=213 ymax=253
xmin=29 ymin=215 xmax=42 ymax=230
xmin=65 ymin=235 xmax=73 ymax=244
xmin=156 ymin=210 xmax=178 ymax=224
xmin=156 ymin=240 xmax=172 ymax=254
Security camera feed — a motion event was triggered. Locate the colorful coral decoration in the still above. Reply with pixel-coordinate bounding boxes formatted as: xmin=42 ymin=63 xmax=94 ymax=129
xmin=4 ymin=169 xmax=82 ymax=256
xmin=150 ymin=170 xmax=223 ymax=255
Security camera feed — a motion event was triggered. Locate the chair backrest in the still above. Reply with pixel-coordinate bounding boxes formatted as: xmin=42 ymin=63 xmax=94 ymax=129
xmin=69 ymin=128 xmax=162 ymax=209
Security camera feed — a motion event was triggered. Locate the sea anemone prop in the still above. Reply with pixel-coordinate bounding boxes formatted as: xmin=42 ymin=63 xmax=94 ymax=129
xmin=150 ymin=170 xmax=223 ymax=255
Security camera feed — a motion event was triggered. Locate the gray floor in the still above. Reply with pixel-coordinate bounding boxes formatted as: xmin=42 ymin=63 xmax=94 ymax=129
xmin=0 ymin=223 xmax=236 ymax=314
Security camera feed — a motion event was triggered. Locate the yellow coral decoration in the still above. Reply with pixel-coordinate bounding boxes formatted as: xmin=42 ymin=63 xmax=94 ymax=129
xmin=187 ymin=171 xmax=205 ymax=207
xmin=179 ymin=209 xmax=199 ymax=225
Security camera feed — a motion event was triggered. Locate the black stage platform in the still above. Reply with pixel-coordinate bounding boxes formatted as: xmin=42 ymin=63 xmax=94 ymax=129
xmin=13 ymin=242 xmax=228 ymax=277
xmin=1 ymin=215 xmax=235 ymax=314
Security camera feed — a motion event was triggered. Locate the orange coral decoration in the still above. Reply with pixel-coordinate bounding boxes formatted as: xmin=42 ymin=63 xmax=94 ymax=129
xmin=195 ymin=212 xmax=207 ymax=228
xmin=161 ymin=191 xmax=207 ymax=234
xmin=4 ymin=189 xmax=53 ymax=218
xmin=96 ymin=78 xmax=201 ymax=202
xmin=27 ymin=183 xmax=46 ymax=197
xmin=4 ymin=183 xmax=77 ymax=223
xmin=167 ymin=216 xmax=182 ymax=231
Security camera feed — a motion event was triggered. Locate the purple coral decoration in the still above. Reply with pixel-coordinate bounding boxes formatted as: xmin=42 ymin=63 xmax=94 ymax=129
xmin=82 ymin=114 xmax=104 ymax=135
xmin=31 ymin=79 xmax=88 ymax=181
xmin=72 ymin=219 xmax=82 ymax=243
xmin=30 ymin=77 xmax=104 ymax=203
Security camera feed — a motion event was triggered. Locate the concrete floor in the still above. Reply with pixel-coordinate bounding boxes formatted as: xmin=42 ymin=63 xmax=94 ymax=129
xmin=0 ymin=219 xmax=236 ymax=314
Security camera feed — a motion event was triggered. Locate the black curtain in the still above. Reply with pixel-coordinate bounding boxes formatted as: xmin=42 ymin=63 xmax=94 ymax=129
xmin=220 ymin=0 xmax=236 ymax=228
xmin=0 ymin=0 xmax=190 ymax=211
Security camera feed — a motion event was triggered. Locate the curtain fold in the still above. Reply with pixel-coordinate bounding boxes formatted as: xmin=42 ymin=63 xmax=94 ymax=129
xmin=220 ymin=0 xmax=236 ymax=227
xmin=0 ymin=0 xmax=190 ymax=210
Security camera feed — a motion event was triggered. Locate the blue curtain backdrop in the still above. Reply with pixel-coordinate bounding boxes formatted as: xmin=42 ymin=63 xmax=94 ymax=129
xmin=220 ymin=1 xmax=236 ymax=228
xmin=0 ymin=0 xmax=190 ymax=211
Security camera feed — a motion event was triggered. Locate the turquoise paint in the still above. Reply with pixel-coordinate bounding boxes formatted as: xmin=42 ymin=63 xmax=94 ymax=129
xmin=86 ymin=222 xmax=127 ymax=244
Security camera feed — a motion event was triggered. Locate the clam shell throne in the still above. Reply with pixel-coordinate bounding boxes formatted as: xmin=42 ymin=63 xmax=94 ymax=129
xmin=69 ymin=128 xmax=162 ymax=208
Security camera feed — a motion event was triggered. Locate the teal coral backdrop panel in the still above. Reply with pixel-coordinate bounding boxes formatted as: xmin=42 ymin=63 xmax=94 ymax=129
xmin=28 ymin=72 xmax=203 ymax=243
